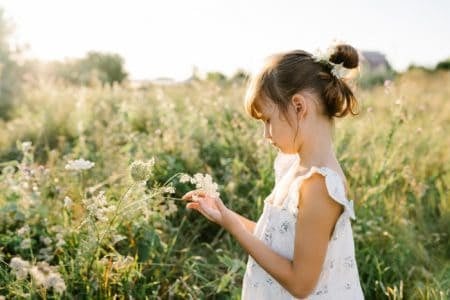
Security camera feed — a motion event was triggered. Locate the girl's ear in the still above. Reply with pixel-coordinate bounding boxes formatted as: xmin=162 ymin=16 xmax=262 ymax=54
xmin=291 ymin=93 xmax=307 ymax=118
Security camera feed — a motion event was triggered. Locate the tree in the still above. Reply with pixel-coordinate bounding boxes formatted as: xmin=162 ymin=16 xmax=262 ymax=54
xmin=81 ymin=51 xmax=128 ymax=85
xmin=49 ymin=51 xmax=128 ymax=86
xmin=435 ymin=58 xmax=450 ymax=71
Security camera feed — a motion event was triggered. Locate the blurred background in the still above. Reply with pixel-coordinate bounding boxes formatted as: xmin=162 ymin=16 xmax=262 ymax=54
xmin=0 ymin=1 xmax=449 ymax=299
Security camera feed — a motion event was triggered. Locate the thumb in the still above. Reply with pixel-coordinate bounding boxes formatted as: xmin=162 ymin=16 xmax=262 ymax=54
xmin=186 ymin=202 xmax=199 ymax=210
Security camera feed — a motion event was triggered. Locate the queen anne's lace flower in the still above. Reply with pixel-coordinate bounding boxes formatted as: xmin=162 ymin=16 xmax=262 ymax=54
xmin=46 ymin=272 xmax=66 ymax=294
xmin=20 ymin=238 xmax=32 ymax=249
xmin=29 ymin=265 xmax=47 ymax=286
xmin=179 ymin=173 xmax=191 ymax=183
xmin=65 ymin=158 xmax=95 ymax=171
xmin=181 ymin=173 xmax=220 ymax=198
xmin=83 ymin=191 xmax=116 ymax=222
xmin=26 ymin=261 xmax=67 ymax=294
xmin=130 ymin=158 xmax=155 ymax=182
xmin=17 ymin=225 xmax=30 ymax=237
xmin=162 ymin=186 xmax=176 ymax=194
xmin=9 ymin=257 xmax=31 ymax=279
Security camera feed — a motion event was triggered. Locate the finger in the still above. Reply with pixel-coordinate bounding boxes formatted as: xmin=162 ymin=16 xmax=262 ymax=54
xmin=182 ymin=189 xmax=206 ymax=200
xmin=186 ymin=202 xmax=200 ymax=210
xmin=187 ymin=202 xmax=214 ymax=222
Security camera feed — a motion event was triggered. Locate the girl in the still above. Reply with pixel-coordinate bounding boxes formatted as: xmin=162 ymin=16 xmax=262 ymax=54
xmin=182 ymin=44 xmax=364 ymax=299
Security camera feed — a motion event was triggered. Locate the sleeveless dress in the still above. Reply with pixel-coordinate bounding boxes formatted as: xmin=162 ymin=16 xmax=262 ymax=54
xmin=241 ymin=152 xmax=364 ymax=299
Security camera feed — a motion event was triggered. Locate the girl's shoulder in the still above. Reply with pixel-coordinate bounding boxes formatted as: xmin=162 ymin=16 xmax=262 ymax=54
xmin=300 ymin=165 xmax=349 ymax=195
xmin=288 ymin=165 xmax=356 ymax=220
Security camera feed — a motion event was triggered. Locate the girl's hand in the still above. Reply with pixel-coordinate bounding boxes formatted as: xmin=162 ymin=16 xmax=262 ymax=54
xmin=182 ymin=189 xmax=237 ymax=230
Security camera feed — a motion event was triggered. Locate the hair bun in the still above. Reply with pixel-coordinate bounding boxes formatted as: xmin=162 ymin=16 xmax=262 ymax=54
xmin=329 ymin=44 xmax=359 ymax=69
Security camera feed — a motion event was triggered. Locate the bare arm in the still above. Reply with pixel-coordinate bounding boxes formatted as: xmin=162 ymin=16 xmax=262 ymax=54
xmin=230 ymin=210 xmax=256 ymax=234
xmin=226 ymin=220 xmax=299 ymax=296
xmin=223 ymin=175 xmax=343 ymax=299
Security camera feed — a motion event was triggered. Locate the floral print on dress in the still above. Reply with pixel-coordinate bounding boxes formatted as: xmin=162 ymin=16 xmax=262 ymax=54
xmin=314 ymin=284 xmax=329 ymax=295
xmin=344 ymin=256 xmax=355 ymax=268
xmin=279 ymin=220 xmax=289 ymax=234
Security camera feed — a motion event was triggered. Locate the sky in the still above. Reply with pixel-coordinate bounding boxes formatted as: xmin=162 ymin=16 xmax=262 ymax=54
xmin=1 ymin=0 xmax=449 ymax=81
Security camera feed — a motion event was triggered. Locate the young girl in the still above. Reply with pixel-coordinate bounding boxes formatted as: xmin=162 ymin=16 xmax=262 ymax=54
xmin=182 ymin=44 xmax=364 ymax=299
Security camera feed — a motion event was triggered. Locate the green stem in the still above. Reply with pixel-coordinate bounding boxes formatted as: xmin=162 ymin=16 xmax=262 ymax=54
xmin=86 ymin=182 xmax=137 ymax=276
xmin=162 ymin=172 xmax=185 ymax=186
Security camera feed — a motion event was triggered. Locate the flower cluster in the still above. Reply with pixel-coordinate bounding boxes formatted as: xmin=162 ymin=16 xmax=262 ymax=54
xmin=311 ymin=40 xmax=357 ymax=80
xmin=129 ymin=158 xmax=155 ymax=182
xmin=179 ymin=173 xmax=220 ymax=198
xmin=65 ymin=158 xmax=95 ymax=171
xmin=9 ymin=257 xmax=66 ymax=294
xmin=82 ymin=191 xmax=116 ymax=222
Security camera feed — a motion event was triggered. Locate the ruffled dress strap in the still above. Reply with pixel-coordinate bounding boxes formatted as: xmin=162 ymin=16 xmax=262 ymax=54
xmin=287 ymin=166 xmax=356 ymax=220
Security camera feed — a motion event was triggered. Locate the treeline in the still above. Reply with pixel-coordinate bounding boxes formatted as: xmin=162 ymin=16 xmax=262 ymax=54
xmin=0 ymin=8 xmax=128 ymax=119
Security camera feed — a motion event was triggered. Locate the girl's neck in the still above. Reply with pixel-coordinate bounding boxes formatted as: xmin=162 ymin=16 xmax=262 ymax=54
xmin=297 ymin=129 xmax=337 ymax=170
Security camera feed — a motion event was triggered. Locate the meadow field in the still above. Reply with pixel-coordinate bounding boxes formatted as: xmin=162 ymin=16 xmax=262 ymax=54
xmin=0 ymin=69 xmax=449 ymax=299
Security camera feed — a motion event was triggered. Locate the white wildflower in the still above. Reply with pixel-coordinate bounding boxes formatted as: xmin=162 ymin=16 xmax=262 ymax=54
xmin=56 ymin=234 xmax=66 ymax=248
xmin=46 ymin=272 xmax=66 ymax=294
xmin=40 ymin=236 xmax=52 ymax=246
xmin=83 ymin=191 xmax=116 ymax=222
xmin=21 ymin=141 xmax=33 ymax=153
xmin=112 ymin=234 xmax=127 ymax=244
xmin=166 ymin=201 xmax=178 ymax=215
xmin=10 ymin=257 xmax=30 ymax=279
xmin=330 ymin=62 xmax=346 ymax=78
xmin=312 ymin=40 xmax=356 ymax=79
xmin=17 ymin=224 xmax=30 ymax=237
xmin=26 ymin=261 xmax=67 ymax=294
xmin=162 ymin=186 xmax=176 ymax=194
xmin=312 ymin=46 xmax=334 ymax=63
xmin=29 ymin=266 xmax=47 ymax=286
xmin=191 ymin=173 xmax=220 ymax=198
xmin=129 ymin=158 xmax=155 ymax=182
xmin=64 ymin=196 xmax=73 ymax=209
xmin=55 ymin=232 xmax=65 ymax=246
xmin=179 ymin=173 xmax=192 ymax=183
xmin=65 ymin=158 xmax=95 ymax=171
xmin=20 ymin=238 xmax=32 ymax=249
xmin=37 ymin=247 xmax=54 ymax=262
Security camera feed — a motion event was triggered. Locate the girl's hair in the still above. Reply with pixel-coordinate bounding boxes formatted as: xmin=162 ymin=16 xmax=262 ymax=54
xmin=245 ymin=44 xmax=360 ymax=123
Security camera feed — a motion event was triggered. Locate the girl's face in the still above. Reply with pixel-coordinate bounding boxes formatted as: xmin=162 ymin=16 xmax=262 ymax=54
xmin=258 ymin=98 xmax=299 ymax=154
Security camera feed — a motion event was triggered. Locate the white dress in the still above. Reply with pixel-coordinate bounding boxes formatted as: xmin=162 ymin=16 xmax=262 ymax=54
xmin=242 ymin=152 xmax=364 ymax=299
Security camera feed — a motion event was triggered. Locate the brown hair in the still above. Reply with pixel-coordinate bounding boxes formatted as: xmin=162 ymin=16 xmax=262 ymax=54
xmin=245 ymin=44 xmax=360 ymax=123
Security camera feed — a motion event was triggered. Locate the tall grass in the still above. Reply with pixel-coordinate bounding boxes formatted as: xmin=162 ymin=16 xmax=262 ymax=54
xmin=0 ymin=70 xmax=449 ymax=299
